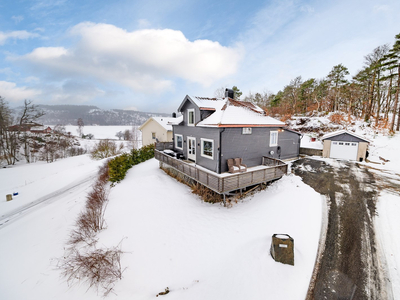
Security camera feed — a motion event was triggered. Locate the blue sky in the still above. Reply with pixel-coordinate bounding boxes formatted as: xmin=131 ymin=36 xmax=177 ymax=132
xmin=1 ymin=0 xmax=400 ymax=113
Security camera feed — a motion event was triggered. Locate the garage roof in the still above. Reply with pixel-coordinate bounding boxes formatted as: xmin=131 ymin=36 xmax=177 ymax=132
xmin=321 ymin=130 xmax=370 ymax=143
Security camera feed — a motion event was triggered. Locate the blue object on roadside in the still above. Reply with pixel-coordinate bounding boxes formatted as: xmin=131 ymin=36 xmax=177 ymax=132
xmin=13 ymin=192 xmax=18 ymax=196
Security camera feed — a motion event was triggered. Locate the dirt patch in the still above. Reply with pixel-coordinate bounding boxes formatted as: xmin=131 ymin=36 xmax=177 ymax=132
xmin=292 ymin=158 xmax=388 ymax=300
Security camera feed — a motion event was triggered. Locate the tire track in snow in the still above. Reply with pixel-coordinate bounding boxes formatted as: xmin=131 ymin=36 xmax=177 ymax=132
xmin=0 ymin=174 xmax=96 ymax=229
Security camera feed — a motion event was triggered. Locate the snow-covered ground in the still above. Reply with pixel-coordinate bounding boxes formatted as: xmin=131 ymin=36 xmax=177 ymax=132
xmin=0 ymin=125 xmax=324 ymax=299
xmin=0 ymin=156 xmax=323 ymax=300
xmin=0 ymin=124 xmax=399 ymax=299
xmin=64 ymin=125 xmax=141 ymax=140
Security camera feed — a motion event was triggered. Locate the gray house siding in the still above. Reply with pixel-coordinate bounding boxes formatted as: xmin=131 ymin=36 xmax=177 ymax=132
xmin=278 ymin=130 xmax=301 ymax=160
xmin=180 ymin=99 xmax=201 ymax=126
xmin=219 ymin=128 xmax=300 ymax=173
xmin=173 ymin=125 xmax=221 ymax=173
xmin=325 ymin=133 xmax=366 ymax=143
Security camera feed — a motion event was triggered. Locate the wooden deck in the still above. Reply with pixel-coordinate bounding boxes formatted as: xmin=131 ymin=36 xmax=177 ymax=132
xmin=154 ymin=149 xmax=288 ymax=194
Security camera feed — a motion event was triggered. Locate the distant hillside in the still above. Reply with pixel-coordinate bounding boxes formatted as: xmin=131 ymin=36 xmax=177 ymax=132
xmin=25 ymin=105 xmax=171 ymax=126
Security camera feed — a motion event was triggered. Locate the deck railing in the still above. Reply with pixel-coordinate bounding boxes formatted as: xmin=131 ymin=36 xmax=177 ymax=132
xmin=155 ymin=149 xmax=287 ymax=194
xmin=155 ymin=142 xmax=174 ymax=151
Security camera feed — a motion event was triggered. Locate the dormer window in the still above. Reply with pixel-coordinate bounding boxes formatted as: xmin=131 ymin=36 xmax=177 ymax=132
xmin=188 ymin=109 xmax=195 ymax=126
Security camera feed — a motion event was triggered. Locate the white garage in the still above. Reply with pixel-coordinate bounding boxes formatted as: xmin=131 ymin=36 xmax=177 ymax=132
xmin=322 ymin=130 xmax=370 ymax=162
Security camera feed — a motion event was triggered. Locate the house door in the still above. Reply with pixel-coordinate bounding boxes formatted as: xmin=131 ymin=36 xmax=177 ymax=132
xmin=187 ymin=137 xmax=196 ymax=162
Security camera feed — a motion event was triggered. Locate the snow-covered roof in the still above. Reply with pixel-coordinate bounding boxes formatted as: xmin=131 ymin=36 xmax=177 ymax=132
xmin=140 ymin=116 xmax=183 ymax=131
xmin=197 ymin=98 xmax=285 ymax=127
xmin=178 ymin=95 xmax=226 ymax=111
xmin=321 ymin=130 xmax=370 ymax=142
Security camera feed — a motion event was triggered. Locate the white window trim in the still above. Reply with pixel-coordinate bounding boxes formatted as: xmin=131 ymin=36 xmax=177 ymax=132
xmin=201 ymin=138 xmax=214 ymax=160
xmin=242 ymin=127 xmax=252 ymax=135
xmin=188 ymin=109 xmax=195 ymax=126
xmin=175 ymin=134 xmax=183 ymax=150
xmin=270 ymin=131 xmax=278 ymax=147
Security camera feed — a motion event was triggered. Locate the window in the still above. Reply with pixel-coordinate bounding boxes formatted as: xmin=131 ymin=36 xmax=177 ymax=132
xmin=333 ymin=142 xmax=337 ymax=145
xmin=339 ymin=142 xmax=343 ymax=145
xmin=270 ymin=131 xmax=278 ymax=147
xmin=201 ymin=138 xmax=214 ymax=159
xmin=242 ymin=128 xmax=252 ymax=135
xmin=345 ymin=142 xmax=350 ymax=146
xmin=152 ymin=132 xmax=156 ymax=139
xmin=188 ymin=109 xmax=195 ymax=126
xmin=351 ymin=143 xmax=357 ymax=146
xmin=175 ymin=134 xmax=183 ymax=149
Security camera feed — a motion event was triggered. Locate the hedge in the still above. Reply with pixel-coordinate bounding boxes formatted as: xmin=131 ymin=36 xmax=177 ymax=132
xmin=108 ymin=144 xmax=155 ymax=183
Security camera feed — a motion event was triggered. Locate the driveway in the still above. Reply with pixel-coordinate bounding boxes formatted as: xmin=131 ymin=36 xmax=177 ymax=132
xmin=292 ymin=158 xmax=390 ymax=300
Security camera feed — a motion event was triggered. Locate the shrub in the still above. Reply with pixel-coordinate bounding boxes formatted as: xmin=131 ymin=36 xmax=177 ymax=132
xmin=329 ymin=113 xmax=345 ymax=125
xmin=108 ymin=144 xmax=155 ymax=183
xmin=69 ymin=163 xmax=110 ymax=246
xmin=59 ymin=244 xmax=123 ymax=297
xmin=90 ymin=139 xmax=124 ymax=160
xmin=60 ymin=162 xmax=124 ymax=297
xmin=191 ymin=183 xmax=223 ymax=204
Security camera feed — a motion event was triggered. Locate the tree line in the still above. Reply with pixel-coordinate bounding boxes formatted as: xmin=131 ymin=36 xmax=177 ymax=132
xmin=0 ymin=97 xmax=85 ymax=165
xmin=241 ymin=33 xmax=400 ymax=132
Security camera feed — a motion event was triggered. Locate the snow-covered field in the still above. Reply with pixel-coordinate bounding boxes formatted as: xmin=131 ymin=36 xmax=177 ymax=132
xmin=64 ymin=125 xmax=140 ymax=140
xmin=0 ymin=125 xmax=400 ymax=299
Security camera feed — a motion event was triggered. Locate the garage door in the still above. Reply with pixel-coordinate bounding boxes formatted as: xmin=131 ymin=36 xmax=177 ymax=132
xmin=330 ymin=141 xmax=358 ymax=160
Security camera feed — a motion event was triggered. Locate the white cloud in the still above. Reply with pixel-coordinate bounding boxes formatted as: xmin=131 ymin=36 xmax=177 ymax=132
xmin=0 ymin=30 xmax=39 ymax=45
xmin=137 ymin=19 xmax=151 ymax=28
xmin=11 ymin=15 xmax=24 ymax=24
xmin=15 ymin=22 xmax=242 ymax=92
xmin=0 ymin=81 xmax=41 ymax=102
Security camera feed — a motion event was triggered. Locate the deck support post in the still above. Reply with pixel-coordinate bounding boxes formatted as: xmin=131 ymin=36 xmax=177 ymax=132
xmin=223 ymin=194 xmax=226 ymax=207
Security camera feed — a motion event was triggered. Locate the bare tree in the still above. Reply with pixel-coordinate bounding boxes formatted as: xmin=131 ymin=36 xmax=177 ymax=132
xmin=77 ymin=118 xmax=84 ymax=137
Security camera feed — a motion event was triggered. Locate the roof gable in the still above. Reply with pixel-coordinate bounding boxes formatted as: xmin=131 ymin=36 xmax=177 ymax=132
xmin=321 ymin=130 xmax=370 ymax=143
xmin=139 ymin=116 xmax=183 ymax=131
xmin=177 ymin=95 xmax=225 ymax=112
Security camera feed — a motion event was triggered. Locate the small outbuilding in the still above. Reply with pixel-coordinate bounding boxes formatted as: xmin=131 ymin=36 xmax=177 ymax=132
xmin=321 ymin=130 xmax=370 ymax=162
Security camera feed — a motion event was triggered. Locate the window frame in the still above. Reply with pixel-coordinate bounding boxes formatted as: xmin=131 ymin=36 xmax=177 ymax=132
xmin=201 ymin=138 xmax=214 ymax=160
xmin=151 ymin=132 xmax=156 ymax=140
xmin=242 ymin=127 xmax=252 ymax=135
xmin=269 ymin=131 xmax=278 ymax=147
xmin=175 ymin=134 xmax=183 ymax=150
xmin=188 ymin=109 xmax=195 ymax=126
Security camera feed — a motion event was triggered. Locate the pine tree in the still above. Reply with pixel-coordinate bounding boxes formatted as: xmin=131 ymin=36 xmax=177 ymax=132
xmin=327 ymin=64 xmax=349 ymax=112
xmin=380 ymin=33 xmax=400 ymax=132
xmin=232 ymin=86 xmax=242 ymax=100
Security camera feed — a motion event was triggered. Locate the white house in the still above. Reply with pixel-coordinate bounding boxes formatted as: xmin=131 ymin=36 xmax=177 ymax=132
xmin=139 ymin=116 xmax=183 ymax=146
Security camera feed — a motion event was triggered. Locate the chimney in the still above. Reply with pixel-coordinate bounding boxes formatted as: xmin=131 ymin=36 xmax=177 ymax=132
xmin=225 ymin=88 xmax=234 ymax=99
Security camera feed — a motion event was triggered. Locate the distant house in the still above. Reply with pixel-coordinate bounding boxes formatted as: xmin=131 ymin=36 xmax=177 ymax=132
xmin=171 ymin=90 xmax=301 ymax=174
xmin=139 ymin=116 xmax=183 ymax=146
xmin=8 ymin=122 xmax=51 ymax=134
xmin=321 ymin=130 xmax=370 ymax=161
xmin=30 ymin=126 xmax=52 ymax=134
